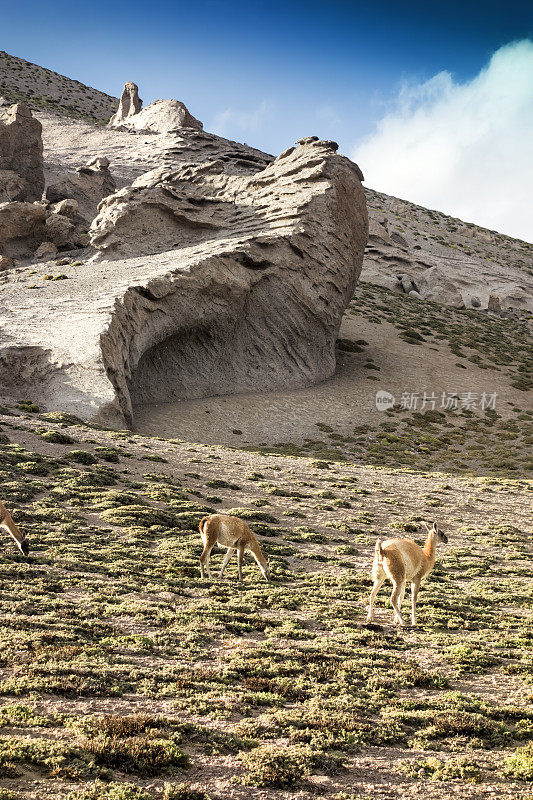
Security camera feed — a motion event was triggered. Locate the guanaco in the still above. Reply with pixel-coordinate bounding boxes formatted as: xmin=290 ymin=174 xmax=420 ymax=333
xmin=367 ymin=521 xmax=447 ymax=626
xmin=199 ymin=514 xmax=270 ymax=581
xmin=0 ymin=500 xmax=28 ymax=556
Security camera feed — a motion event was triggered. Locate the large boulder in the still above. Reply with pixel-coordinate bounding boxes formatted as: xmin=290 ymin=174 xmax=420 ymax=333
xmin=112 ymin=98 xmax=203 ymax=134
xmin=0 ymin=103 xmax=44 ymax=201
xmin=45 ymin=157 xmax=116 ymax=222
xmin=109 ymin=82 xmax=142 ymax=126
xmin=0 ymin=169 xmax=28 ymax=202
xmin=0 ymin=136 xmax=367 ymax=427
xmin=0 ymin=201 xmax=46 ymax=257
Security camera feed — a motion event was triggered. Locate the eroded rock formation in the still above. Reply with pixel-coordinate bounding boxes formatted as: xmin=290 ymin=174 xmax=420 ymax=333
xmin=112 ymin=98 xmax=203 ymax=134
xmin=46 ymin=157 xmax=116 ymax=221
xmin=109 ymin=82 xmax=142 ymax=126
xmin=0 ymin=102 xmax=44 ymax=201
xmin=0 ymin=136 xmax=367 ymax=427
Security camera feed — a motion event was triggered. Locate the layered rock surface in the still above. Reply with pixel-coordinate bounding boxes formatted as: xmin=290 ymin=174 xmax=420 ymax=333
xmin=0 ymin=135 xmax=367 ymax=426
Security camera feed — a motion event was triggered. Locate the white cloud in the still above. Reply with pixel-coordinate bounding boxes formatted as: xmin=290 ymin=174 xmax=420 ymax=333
xmin=210 ymin=100 xmax=272 ymax=139
xmin=351 ymin=40 xmax=533 ymax=242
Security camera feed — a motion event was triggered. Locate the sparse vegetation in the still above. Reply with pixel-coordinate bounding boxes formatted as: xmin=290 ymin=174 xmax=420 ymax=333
xmin=0 ymin=404 xmax=529 ymax=799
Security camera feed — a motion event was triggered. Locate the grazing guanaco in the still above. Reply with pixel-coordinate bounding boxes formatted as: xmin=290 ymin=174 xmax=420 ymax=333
xmin=0 ymin=500 xmax=28 ymax=556
xmin=199 ymin=514 xmax=270 ymax=582
xmin=366 ymin=521 xmax=447 ymax=627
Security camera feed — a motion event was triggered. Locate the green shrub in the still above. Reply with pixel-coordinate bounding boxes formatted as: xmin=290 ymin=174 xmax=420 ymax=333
xmin=163 ymin=784 xmax=212 ymax=800
xmin=205 ymin=479 xmax=240 ymax=490
xmin=81 ymin=735 xmax=189 ymax=775
xmin=409 ymin=756 xmax=481 ymax=781
xmin=226 ymin=507 xmax=277 ymax=523
xmin=65 ymin=450 xmax=97 ymax=465
xmin=41 ymin=430 xmax=75 ymax=444
xmin=241 ymin=743 xmax=313 ymax=787
xmin=503 ymin=743 xmax=533 ymax=781
xmin=68 ymin=782 xmax=152 ymax=800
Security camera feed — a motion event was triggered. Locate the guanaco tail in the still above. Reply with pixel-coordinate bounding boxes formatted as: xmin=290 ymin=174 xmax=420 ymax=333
xmin=367 ymin=521 xmax=447 ymax=626
xmin=199 ymin=514 xmax=270 ymax=581
xmin=0 ymin=500 xmax=29 ymax=556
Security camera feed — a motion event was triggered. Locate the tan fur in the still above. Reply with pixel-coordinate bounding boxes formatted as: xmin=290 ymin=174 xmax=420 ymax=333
xmin=0 ymin=500 xmax=28 ymax=555
xmin=367 ymin=521 xmax=447 ymax=626
xmin=198 ymin=514 xmax=270 ymax=581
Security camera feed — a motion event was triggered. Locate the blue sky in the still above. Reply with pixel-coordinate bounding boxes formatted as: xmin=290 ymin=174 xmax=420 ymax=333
xmin=3 ymin=0 xmax=533 ymax=238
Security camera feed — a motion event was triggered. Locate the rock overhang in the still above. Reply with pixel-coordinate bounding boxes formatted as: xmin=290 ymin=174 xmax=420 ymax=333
xmin=0 ymin=135 xmax=368 ymax=427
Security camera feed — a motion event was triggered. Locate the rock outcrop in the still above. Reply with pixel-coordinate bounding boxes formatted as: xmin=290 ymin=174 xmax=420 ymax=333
xmin=109 ymin=82 xmax=142 ymax=126
xmin=362 ymin=188 xmax=533 ymax=314
xmin=46 ymin=157 xmax=116 ymax=222
xmin=111 ymin=98 xmax=203 ymax=134
xmin=0 ymin=136 xmax=367 ymax=427
xmin=0 ymin=169 xmax=28 ymax=202
xmin=0 ymin=201 xmax=46 ymax=257
xmin=0 ymin=102 xmax=44 ymax=201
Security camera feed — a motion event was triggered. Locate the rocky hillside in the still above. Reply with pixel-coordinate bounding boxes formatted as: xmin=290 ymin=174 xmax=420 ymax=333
xmin=365 ymin=189 xmax=533 ymax=313
xmin=2 ymin=49 xmax=531 ymax=313
xmin=0 ymin=51 xmax=118 ymax=123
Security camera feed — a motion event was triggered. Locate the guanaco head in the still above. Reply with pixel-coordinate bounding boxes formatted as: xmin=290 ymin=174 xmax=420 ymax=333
xmin=424 ymin=520 xmax=448 ymax=544
xmin=18 ymin=536 xmax=30 ymax=556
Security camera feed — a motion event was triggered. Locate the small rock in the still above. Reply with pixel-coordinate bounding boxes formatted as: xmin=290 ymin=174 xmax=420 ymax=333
xmin=470 ymin=296 xmax=481 ymax=308
xmin=296 ymin=135 xmax=319 ymax=145
xmin=45 ymin=213 xmax=75 ymax=247
xmin=400 ymin=273 xmax=417 ymax=294
xmin=52 ymin=198 xmax=80 ymax=219
xmin=34 ymin=241 xmax=57 ymax=261
xmin=488 ymin=294 xmax=501 ymax=313
xmin=86 ymin=156 xmax=110 ymax=170
xmin=390 ymin=231 xmax=409 ymax=248
xmin=0 ymin=254 xmax=15 ymax=270
xmin=318 ymin=139 xmax=339 ymax=151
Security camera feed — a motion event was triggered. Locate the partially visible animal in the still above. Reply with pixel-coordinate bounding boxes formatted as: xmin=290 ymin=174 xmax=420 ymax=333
xmin=367 ymin=521 xmax=448 ymax=626
xmin=0 ymin=500 xmax=28 ymax=555
xmin=198 ymin=514 xmax=270 ymax=581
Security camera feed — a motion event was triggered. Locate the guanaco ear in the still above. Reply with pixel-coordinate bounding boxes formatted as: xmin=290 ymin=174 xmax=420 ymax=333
xmin=432 ymin=521 xmax=438 ymax=530
xmin=422 ymin=521 xmax=432 ymax=532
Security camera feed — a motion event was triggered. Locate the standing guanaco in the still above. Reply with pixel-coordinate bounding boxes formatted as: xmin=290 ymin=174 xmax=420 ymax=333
xmin=199 ymin=514 xmax=270 ymax=581
xmin=0 ymin=500 xmax=29 ymax=555
xmin=367 ymin=521 xmax=448 ymax=626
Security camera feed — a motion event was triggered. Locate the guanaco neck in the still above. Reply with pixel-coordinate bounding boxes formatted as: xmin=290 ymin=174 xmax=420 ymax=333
xmin=422 ymin=530 xmax=438 ymax=566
